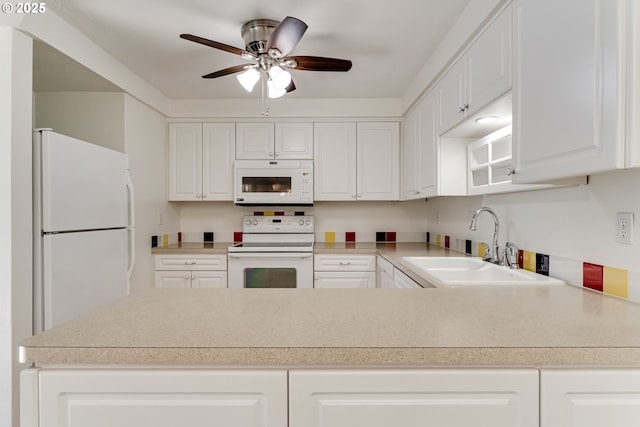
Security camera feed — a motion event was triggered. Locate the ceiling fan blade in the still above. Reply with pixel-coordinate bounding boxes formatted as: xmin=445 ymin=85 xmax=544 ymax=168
xmin=180 ymin=33 xmax=248 ymax=57
xmin=202 ymin=64 xmax=249 ymax=79
xmin=285 ymin=56 xmax=352 ymax=72
xmin=265 ymin=16 xmax=308 ymax=57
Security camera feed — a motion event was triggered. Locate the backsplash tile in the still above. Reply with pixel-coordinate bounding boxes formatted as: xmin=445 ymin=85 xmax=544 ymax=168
xmin=465 ymin=240 xmax=472 ymax=255
xmin=233 ymin=232 xmax=243 ymax=242
xmin=376 ymin=232 xmax=386 ymax=242
xmin=345 ymin=231 xmax=356 ymax=242
xmin=325 ymin=231 xmax=336 ymax=243
xmin=603 ymin=267 xmax=628 ymax=299
xmin=536 ymin=253 xmax=550 ymax=276
xmin=583 ymin=262 xmax=604 ymax=292
xmin=203 ymin=232 xmax=214 ymax=243
xmin=523 ymin=251 xmax=536 ymax=272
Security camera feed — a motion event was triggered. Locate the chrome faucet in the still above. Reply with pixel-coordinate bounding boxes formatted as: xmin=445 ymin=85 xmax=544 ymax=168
xmin=469 ymin=207 xmax=501 ymax=264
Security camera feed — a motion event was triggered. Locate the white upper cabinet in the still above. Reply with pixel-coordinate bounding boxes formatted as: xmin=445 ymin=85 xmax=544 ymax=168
xmin=313 ymin=123 xmax=357 ymax=201
xmin=315 ymin=122 xmax=399 ymax=201
xmin=404 ymin=91 xmax=467 ymax=199
xmin=512 ymin=0 xmax=638 ymax=183
xmin=236 ymin=122 xmax=313 ymax=159
xmin=357 ymin=122 xmax=400 ymax=200
xmin=437 ymin=5 xmax=512 ymax=135
xmin=168 ymin=123 xmax=235 ymax=201
xmin=403 ymin=91 xmax=438 ymax=199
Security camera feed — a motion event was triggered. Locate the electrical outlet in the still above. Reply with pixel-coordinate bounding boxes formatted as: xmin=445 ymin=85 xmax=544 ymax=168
xmin=616 ymin=212 xmax=634 ymax=244
xmin=157 ymin=211 xmax=163 ymax=226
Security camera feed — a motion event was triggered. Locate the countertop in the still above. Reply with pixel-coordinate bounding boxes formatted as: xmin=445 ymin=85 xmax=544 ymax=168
xmin=20 ymin=286 xmax=640 ymax=366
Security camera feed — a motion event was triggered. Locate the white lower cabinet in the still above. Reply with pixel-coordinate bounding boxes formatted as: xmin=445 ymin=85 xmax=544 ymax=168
xmin=289 ymin=369 xmax=539 ymax=427
xmin=314 ymin=254 xmax=376 ymax=288
xmin=34 ymin=368 xmax=288 ymax=427
xmin=154 ymin=254 xmax=227 ymax=288
xmin=393 ymin=268 xmax=422 ymax=288
xmin=541 ymin=369 xmax=640 ymax=427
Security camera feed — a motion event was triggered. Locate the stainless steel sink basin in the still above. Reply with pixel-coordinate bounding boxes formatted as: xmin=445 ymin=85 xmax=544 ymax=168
xmin=401 ymin=256 xmax=565 ymax=287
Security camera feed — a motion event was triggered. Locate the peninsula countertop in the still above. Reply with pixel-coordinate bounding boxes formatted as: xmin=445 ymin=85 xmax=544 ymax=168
xmin=20 ymin=287 xmax=640 ymax=366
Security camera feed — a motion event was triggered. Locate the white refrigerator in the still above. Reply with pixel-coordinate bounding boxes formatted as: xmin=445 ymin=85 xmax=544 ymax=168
xmin=33 ymin=129 xmax=135 ymax=333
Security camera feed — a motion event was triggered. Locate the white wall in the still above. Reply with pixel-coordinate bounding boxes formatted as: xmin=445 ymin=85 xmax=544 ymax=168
xmin=179 ymin=200 xmax=429 ymax=242
xmin=425 ymin=168 xmax=640 ymax=273
xmin=35 ymin=92 xmax=125 ymax=151
xmin=124 ymin=95 xmax=180 ymax=291
xmin=0 ymin=28 xmax=33 ymax=427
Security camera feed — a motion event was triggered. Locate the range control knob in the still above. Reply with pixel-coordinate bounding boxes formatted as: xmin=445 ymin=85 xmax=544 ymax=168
xmin=305 ymin=219 xmax=311 ymax=226
xmin=245 ymin=219 xmax=252 ymax=226
xmin=298 ymin=219 xmax=305 ymax=226
xmin=252 ymin=219 xmax=259 ymax=226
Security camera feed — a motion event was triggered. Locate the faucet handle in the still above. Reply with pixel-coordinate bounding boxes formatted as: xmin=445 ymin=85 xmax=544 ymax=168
xmin=479 ymin=242 xmax=492 ymax=262
xmin=504 ymin=242 xmax=519 ymax=269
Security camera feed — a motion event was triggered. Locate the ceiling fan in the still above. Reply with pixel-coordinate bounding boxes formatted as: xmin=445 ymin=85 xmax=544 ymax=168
xmin=180 ymin=16 xmax=352 ymax=98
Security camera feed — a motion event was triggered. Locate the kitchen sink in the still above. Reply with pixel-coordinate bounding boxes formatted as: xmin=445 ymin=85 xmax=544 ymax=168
xmin=401 ymin=256 xmax=565 ymax=287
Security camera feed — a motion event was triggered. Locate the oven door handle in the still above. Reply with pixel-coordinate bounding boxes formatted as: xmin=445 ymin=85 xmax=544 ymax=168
xmin=227 ymin=252 xmax=313 ymax=260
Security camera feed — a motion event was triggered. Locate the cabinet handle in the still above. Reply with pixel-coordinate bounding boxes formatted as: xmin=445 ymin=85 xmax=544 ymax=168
xmin=506 ymin=168 xmax=516 ymax=176
xmin=196 ymin=194 xmax=202 ymax=199
xmin=339 ymin=262 xmax=351 ymax=266
xmin=185 ymin=274 xmax=190 ymax=279
xmin=357 ymin=193 xmax=362 ymax=198
xmin=274 ymin=152 xmax=279 ymax=157
xmin=314 ymin=276 xmax=319 ymax=280
xmin=269 ymin=152 xmax=274 ymax=157
xmin=352 ymin=194 xmax=357 ymax=199
xmin=184 ymin=261 xmax=196 ymax=265
xmin=459 ymin=103 xmax=469 ymax=113
xmin=201 ymin=194 xmax=207 ymax=199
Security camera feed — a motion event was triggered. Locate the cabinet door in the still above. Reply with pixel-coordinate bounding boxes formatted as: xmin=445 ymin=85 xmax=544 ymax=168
xmin=512 ymin=0 xmax=625 ymax=182
xmin=168 ymin=123 xmax=202 ymax=201
xmin=541 ymin=369 xmax=640 ymax=427
xmin=191 ymin=271 xmax=227 ymax=288
xmin=275 ymin=122 xmax=313 ymax=159
xmin=356 ymin=122 xmax=400 ymax=201
xmin=236 ymin=122 xmax=275 ymax=159
xmin=39 ymin=369 xmax=287 ymax=427
xmin=466 ymin=5 xmax=512 ymax=117
xmin=154 ymin=271 xmax=191 ymax=288
xmin=402 ymin=106 xmax=419 ymax=200
xmin=314 ymin=272 xmax=376 ymax=288
xmin=416 ymin=91 xmax=438 ymax=197
xmin=202 ymin=123 xmax=235 ymax=200
xmin=290 ymin=369 xmax=539 ymax=427
xmin=314 ymin=255 xmax=376 ymax=272
xmin=393 ymin=268 xmax=421 ymax=288
xmin=313 ymin=123 xmax=357 ymax=201
xmin=376 ymin=256 xmax=395 ymax=288
xmin=436 ymin=58 xmax=466 ymax=135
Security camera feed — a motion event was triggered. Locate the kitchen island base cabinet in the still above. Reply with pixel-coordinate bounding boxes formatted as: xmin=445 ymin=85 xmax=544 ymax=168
xmin=290 ymin=369 xmax=539 ymax=427
xmin=23 ymin=368 xmax=288 ymax=427
xmin=541 ymin=369 xmax=640 ymax=427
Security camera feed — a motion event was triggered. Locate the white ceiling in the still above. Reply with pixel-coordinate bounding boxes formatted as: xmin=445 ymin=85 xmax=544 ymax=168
xmin=39 ymin=0 xmax=472 ymax=100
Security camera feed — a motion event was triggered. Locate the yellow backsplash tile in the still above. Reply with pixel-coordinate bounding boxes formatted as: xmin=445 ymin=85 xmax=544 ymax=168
xmin=523 ymin=251 xmax=536 ymax=272
xmin=436 ymin=234 xmax=442 ymax=247
xmin=162 ymin=234 xmax=168 ymax=246
xmin=478 ymin=242 xmax=486 ymax=258
xmin=324 ymin=231 xmax=335 ymax=243
xmin=604 ymin=266 xmax=628 ymax=299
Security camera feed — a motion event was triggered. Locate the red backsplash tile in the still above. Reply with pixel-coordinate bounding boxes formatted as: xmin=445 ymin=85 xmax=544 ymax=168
xmin=233 ymin=232 xmax=243 ymax=242
xmin=444 ymin=235 xmax=450 ymax=248
xmin=583 ymin=262 xmax=604 ymax=292
xmin=178 ymin=232 xmax=182 ymax=243
xmin=386 ymin=232 xmax=396 ymax=242
xmin=345 ymin=232 xmax=356 ymax=242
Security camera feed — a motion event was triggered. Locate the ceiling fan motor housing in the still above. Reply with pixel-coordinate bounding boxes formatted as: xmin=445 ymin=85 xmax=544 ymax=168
xmin=241 ymin=19 xmax=279 ymax=54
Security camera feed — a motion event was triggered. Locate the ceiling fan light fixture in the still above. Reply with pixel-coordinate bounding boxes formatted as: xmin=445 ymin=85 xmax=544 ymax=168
xmin=267 ymin=79 xmax=286 ymax=98
xmin=268 ymin=65 xmax=292 ymax=90
xmin=475 ymin=116 xmax=500 ymax=124
xmin=236 ymin=68 xmax=260 ymax=92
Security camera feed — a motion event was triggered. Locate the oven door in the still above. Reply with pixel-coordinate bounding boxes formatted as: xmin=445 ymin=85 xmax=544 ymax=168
xmin=227 ymin=252 xmax=314 ymax=289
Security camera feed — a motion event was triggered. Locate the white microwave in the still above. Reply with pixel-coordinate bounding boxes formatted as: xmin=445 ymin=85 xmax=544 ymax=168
xmin=234 ymin=160 xmax=313 ymax=206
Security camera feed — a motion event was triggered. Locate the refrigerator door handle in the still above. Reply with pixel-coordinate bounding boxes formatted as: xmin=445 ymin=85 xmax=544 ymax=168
xmin=125 ymin=170 xmax=135 ymax=291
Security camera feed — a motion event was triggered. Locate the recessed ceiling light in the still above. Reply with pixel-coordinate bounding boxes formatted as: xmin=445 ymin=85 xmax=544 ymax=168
xmin=475 ymin=116 xmax=499 ymax=124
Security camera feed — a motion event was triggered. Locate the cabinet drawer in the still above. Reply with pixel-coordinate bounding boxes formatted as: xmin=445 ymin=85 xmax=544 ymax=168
xmin=314 ymin=255 xmax=376 ymax=271
xmin=314 ymin=271 xmax=376 ymax=289
xmin=154 ymin=254 xmax=227 ymax=271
